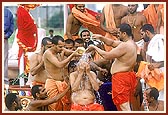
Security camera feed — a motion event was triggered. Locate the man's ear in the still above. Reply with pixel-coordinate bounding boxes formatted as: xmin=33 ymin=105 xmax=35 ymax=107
xmin=12 ymin=101 xmax=17 ymax=107
xmin=151 ymin=96 xmax=155 ymax=100
xmin=36 ymin=93 xmax=40 ymax=98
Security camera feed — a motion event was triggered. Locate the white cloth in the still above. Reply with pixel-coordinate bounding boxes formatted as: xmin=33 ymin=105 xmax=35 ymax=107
xmin=146 ymin=34 xmax=164 ymax=62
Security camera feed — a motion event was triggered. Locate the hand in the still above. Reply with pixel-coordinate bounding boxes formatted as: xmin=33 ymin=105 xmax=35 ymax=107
xmin=91 ymin=34 xmax=103 ymax=41
xmin=73 ymin=48 xmax=83 ymax=57
xmin=85 ymin=45 xmax=95 ymax=53
xmin=85 ymin=62 xmax=91 ymax=73
xmin=100 ymin=68 xmax=108 ymax=76
xmin=148 ymin=64 xmax=154 ymax=71
xmin=95 ymin=14 xmax=101 ymax=20
xmin=77 ymin=61 xmax=85 ymax=73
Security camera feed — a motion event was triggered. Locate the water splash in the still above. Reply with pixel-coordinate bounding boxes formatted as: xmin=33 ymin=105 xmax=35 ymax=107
xmin=95 ymin=91 xmax=103 ymax=105
xmin=78 ymin=53 xmax=92 ymax=63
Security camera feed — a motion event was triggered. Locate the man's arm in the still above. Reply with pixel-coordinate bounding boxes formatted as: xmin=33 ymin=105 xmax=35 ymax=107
xmin=92 ymin=34 xmax=121 ymax=47
xmin=86 ymin=69 xmax=100 ymax=91
xmin=29 ymin=54 xmax=44 ymax=76
xmin=87 ymin=43 xmax=126 ymax=60
xmin=29 ymin=85 xmax=70 ymax=108
xmin=69 ymin=72 xmax=83 ymax=92
xmin=66 ymin=14 xmax=74 ymax=39
xmin=44 ymin=50 xmax=77 ymax=68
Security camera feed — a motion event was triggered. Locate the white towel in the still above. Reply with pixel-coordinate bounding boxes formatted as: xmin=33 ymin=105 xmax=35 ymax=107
xmin=146 ymin=34 xmax=164 ymax=62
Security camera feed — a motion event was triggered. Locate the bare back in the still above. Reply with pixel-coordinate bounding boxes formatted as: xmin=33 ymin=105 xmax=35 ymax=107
xmin=111 ymin=40 xmax=137 ymax=74
xmin=43 ymin=49 xmax=64 ymax=81
xmin=29 ymin=53 xmax=48 ymax=83
xmin=121 ymin=13 xmax=147 ymax=42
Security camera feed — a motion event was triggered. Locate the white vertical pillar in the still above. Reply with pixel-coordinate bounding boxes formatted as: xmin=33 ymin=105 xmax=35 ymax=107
xmin=64 ymin=4 xmax=68 ymax=34
xmin=19 ymin=53 xmax=25 ymax=86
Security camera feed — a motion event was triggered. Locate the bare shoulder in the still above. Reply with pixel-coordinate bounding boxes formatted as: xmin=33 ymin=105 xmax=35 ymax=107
xmin=137 ymin=12 xmax=147 ymax=20
xmin=68 ymin=13 xmax=75 ymax=19
xmin=70 ymin=71 xmax=78 ymax=78
xmin=121 ymin=15 xmax=128 ymax=22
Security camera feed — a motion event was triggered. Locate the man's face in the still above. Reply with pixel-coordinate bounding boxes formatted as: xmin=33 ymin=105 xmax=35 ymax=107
xmin=55 ymin=40 xmax=65 ymax=53
xmin=38 ymin=87 xmax=48 ymax=99
xmin=140 ymin=30 xmax=150 ymax=42
xmin=44 ymin=41 xmax=52 ymax=52
xmin=15 ymin=96 xmax=23 ymax=111
xmin=118 ymin=29 xmax=125 ymax=41
xmin=145 ymin=89 xmax=153 ymax=103
xmin=65 ymin=43 xmax=74 ymax=50
xmin=74 ymin=42 xmax=84 ymax=50
xmin=128 ymin=4 xmax=137 ymax=14
xmin=75 ymin=4 xmax=85 ymax=13
xmin=81 ymin=32 xmax=91 ymax=42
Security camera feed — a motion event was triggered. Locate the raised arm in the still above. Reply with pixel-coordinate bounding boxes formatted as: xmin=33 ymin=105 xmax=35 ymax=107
xmin=92 ymin=34 xmax=121 ymax=47
xmin=86 ymin=42 xmax=126 ymax=60
xmin=44 ymin=49 xmax=79 ymax=68
xmin=85 ymin=64 xmax=100 ymax=91
xmin=66 ymin=14 xmax=74 ymax=39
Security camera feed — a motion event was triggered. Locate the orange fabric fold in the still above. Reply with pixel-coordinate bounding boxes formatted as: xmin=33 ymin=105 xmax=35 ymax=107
xmin=136 ymin=61 xmax=164 ymax=91
xmin=45 ymin=79 xmax=71 ymax=111
xmin=142 ymin=4 xmax=164 ymax=31
xmin=64 ymin=34 xmax=79 ymax=40
xmin=71 ymin=103 xmax=104 ymax=111
xmin=103 ymin=4 xmax=117 ymax=51
xmin=72 ymin=7 xmax=105 ymax=36
xmin=32 ymin=80 xmax=45 ymax=87
xmin=112 ymin=72 xmax=137 ymax=106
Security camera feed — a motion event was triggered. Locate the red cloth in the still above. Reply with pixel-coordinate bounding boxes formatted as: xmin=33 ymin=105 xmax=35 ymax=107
xmin=112 ymin=72 xmax=137 ymax=106
xmin=17 ymin=6 xmax=38 ymax=73
xmin=71 ymin=103 xmax=104 ymax=111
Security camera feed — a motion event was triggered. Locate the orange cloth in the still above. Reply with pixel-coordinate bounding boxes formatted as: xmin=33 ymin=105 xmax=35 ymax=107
xmin=64 ymin=34 xmax=79 ymax=40
xmin=112 ymin=72 xmax=137 ymax=106
xmin=159 ymin=8 xmax=164 ymax=35
xmin=142 ymin=4 xmax=164 ymax=31
xmin=72 ymin=7 xmax=105 ymax=36
xmin=103 ymin=4 xmax=117 ymax=52
xmin=32 ymin=80 xmax=45 ymax=87
xmin=45 ymin=79 xmax=71 ymax=111
xmin=71 ymin=103 xmax=104 ymax=111
xmin=136 ymin=61 xmax=164 ymax=91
